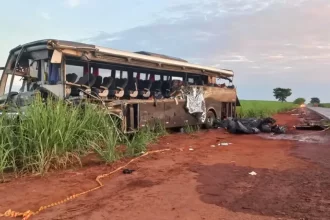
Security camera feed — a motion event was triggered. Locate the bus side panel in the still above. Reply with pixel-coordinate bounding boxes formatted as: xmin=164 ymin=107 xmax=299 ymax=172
xmin=139 ymin=102 xmax=166 ymax=128
xmin=203 ymin=87 xmax=237 ymax=118
xmin=204 ymin=97 xmax=222 ymax=119
xmin=164 ymin=100 xmax=199 ymax=127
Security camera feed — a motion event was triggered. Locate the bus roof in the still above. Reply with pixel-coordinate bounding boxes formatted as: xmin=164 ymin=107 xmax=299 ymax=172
xmin=10 ymin=39 xmax=234 ymax=77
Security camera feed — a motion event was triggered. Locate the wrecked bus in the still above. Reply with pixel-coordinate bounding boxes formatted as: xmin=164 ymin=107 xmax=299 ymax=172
xmin=0 ymin=39 xmax=239 ymax=132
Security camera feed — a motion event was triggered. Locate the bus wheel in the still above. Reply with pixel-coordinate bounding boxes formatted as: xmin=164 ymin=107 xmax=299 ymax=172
xmin=204 ymin=110 xmax=216 ymax=129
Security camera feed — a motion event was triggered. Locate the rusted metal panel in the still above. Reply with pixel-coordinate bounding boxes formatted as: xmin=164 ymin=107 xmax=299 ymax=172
xmin=164 ymin=100 xmax=199 ymax=127
xmin=139 ymin=101 xmax=166 ymax=128
xmin=203 ymin=87 xmax=237 ymax=103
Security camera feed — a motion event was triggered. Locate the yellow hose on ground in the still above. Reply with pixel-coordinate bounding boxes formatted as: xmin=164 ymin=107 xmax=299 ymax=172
xmin=0 ymin=149 xmax=170 ymax=220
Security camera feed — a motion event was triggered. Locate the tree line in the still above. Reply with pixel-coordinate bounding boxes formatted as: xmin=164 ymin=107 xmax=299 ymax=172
xmin=273 ymin=87 xmax=320 ymax=105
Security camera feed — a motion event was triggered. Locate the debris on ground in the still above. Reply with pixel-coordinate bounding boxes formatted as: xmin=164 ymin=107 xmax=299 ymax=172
xmin=189 ymin=148 xmax=194 ymax=151
xmin=249 ymin=171 xmax=257 ymax=176
xmin=218 ymin=143 xmax=229 ymax=146
xmin=122 ymin=169 xmax=135 ymax=174
xmin=214 ymin=117 xmax=287 ymax=134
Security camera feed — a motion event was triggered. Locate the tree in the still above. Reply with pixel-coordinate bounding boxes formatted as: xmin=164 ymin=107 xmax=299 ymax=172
xmin=273 ymin=88 xmax=292 ymax=102
xmin=310 ymin=97 xmax=320 ymax=105
xmin=293 ymin=98 xmax=306 ymax=105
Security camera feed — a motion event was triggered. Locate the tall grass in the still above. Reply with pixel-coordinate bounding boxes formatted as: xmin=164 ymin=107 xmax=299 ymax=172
xmin=0 ymin=96 xmax=166 ymax=176
xmin=237 ymin=100 xmax=297 ymax=118
xmin=126 ymin=120 xmax=167 ymax=157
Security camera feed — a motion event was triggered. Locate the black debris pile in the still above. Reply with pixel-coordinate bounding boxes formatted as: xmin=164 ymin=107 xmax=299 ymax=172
xmin=123 ymin=169 xmax=135 ymax=174
xmin=214 ymin=117 xmax=287 ymax=134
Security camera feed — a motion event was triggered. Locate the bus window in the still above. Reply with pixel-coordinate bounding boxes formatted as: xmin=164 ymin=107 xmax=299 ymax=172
xmin=216 ymin=77 xmax=227 ymax=88
xmin=172 ymin=76 xmax=183 ymax=81
xmin=115 ymin=70 xmax=121 ymax=79
xmin=66 ymin=64 xmax=84 ymax=80
xmin=122 ymin=71 xmax=128 ymax=79
xmin=188 ymin=78 xmax=194 ymax=84
xmin=99 ymin=68 xmax=111 ymax=78
xmin=155 ymin=75 xmax=161 ymax=81
xmin=5 ymin=74 xmax=23 ymax=93
xmin=139 ymin=73 xmax=146 ymax=80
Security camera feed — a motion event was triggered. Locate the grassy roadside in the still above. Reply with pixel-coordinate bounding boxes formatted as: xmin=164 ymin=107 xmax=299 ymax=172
xmin=0 ymin=97 xmax=166 ymax=180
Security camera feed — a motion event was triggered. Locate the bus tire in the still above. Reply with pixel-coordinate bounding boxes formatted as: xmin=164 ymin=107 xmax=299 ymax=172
xmin=204 ymin=110 xmax=216 ymax=129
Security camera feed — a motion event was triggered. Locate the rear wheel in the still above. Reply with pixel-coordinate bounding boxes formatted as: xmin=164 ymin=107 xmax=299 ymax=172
xmin=204 ymin=110 xmax=216 ymax=129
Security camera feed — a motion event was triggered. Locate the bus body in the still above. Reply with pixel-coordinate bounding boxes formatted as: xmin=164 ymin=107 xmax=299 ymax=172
xmin=0 ymin=39 xmax=239 ymax=132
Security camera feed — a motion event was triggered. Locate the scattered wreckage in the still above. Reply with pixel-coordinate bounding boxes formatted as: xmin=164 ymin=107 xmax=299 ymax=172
xmin=214 ymin=117 xmax=287 ymax=134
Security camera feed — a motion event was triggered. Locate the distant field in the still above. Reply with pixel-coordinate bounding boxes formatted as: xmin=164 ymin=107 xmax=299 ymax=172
xmin=320 ymin=103 xmax=330 ymax=108
xmin=237 ymin=100 xmax=297 ymax=118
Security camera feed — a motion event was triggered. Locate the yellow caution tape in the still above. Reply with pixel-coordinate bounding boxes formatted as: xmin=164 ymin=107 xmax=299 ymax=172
xmin=0 ymin=149 xmax=170 ymax=219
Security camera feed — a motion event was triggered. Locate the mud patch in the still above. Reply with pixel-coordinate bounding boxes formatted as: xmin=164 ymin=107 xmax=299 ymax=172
xmin=259 ymin=133 xmax=330 ymax=144
xmin=192 ymin=163 xmax=330 ymax=220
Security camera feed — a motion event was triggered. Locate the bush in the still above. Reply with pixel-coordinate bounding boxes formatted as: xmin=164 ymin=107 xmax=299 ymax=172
xmin=293 ymin=98 xmax=306 ymax=105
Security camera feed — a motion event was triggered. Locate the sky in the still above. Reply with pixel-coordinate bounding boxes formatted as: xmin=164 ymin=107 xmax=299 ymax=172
xmin=0 ymin=0 xmax=330 ymax=102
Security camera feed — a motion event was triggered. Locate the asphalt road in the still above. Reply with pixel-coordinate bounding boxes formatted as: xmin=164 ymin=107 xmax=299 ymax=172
xmin=307 ymin=107 xmax=330 ymax=120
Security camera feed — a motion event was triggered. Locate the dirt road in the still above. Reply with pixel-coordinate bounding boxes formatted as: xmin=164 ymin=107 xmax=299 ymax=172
xmin=1 ymin=108 xmax=330 ymax=220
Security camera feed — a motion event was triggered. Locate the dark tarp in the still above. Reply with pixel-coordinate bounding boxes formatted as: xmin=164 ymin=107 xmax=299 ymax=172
xmin=214 ymin=117 xmax=287 ymax=134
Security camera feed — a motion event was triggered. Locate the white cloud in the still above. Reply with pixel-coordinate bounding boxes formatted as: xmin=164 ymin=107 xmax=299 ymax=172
xmin=268 ymin=54 xmax=285 ymax=59
xmin=105 ymin=37 xmax=121 ymax=42
xmin=66 ymin=0 xmax=81 ymax=8
xmin=40 ymin=12 xmax=51 ymax=20
xmin=219 ymin=55 xmax=253 ymax=63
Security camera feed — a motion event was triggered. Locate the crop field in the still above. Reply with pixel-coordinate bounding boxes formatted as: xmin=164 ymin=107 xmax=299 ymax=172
xmin=237 ymin=100 xmax=297 ymax=118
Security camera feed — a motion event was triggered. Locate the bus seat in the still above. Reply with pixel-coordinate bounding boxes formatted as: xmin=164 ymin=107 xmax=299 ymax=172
xmin=115 ymin=78 xmax=128 ymax=98
xmin=93 ymin=76 xmax=103 ymax=88
xmin=87 ymin=74 xmax=96 ymax=87
xmin=138 ymin=79 xmax=152 ymax=98
xmin=161 ymin=81 xmax=171 ymax=98
xmin=74 ymin=74 xmax=90 ymax=86
xmin=151 ymin=80 xmax=163 ymax=99
xmin=126 ymin=78 xmax=138 ymax=98
xmin=95 ymin=77 xmax=113 ymax=98
xmin=91 ymin=76 xmax=105 ymax=97
xmin=66 ymin=73 xmax=78 ymax=83
xmin=108 ymin=78 xmax=118 ymax=98
xmin=101 ymin=77 xmax=113 ymax=89
xmin=69 ymin=74 xmax=95 ymax=96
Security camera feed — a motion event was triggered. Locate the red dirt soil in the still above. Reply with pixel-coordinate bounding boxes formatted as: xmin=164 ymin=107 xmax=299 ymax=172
xmin=1 ymin=108 xmax=330 ymax=220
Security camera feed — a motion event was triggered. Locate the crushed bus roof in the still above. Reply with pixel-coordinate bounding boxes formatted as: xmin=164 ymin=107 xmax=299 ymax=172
xmin=134 ymin=51 xmax=188 ymax=63
xmin=10 ymin=39 xmax=234 ymax=77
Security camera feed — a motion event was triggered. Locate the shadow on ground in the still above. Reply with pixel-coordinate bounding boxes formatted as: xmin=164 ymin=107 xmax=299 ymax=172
xmin=191 ymin=163 xmax=330 ymax=220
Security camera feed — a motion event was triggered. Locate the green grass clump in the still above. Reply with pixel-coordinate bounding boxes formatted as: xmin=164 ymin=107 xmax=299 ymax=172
xmin=237 ymin=100 xmax=297 ymax=118
xmin=0 ymin=96 xmax=166 ymax=176
xmin=126 ymin=120 xmax=167 ymax=157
